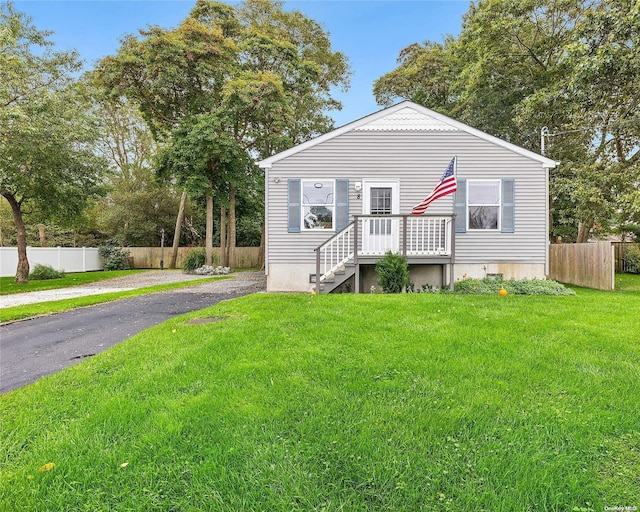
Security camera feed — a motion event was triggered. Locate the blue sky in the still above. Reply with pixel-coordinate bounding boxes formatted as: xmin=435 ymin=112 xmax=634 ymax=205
xmin=15 ymin=0 xmax=470 ymax=126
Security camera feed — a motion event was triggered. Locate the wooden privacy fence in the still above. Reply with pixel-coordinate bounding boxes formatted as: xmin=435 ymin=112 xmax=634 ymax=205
xmin=612 ymin=242 xmax=637 ymax=273
xmin=549 ymin=242 xmax=614 ymax=290
xmin=124 ymin=247 xmax=260 ymax=269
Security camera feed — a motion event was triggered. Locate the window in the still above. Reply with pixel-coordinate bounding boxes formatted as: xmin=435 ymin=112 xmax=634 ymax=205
xmin=468 ymin=180 xmax=501 ymax=230
xmin=369 ymin=187 xmax=392 ymax=234
xmin=288 ymin=179 xmax=349 ymax=233
xmin=454 ymin=179 xmax=514 ymax=233
xmin=302 ymin=180 xmax=334 ymax=230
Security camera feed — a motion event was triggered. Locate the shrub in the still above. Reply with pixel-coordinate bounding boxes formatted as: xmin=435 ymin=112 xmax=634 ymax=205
xmin=375 ymin=251 xmax=409 ymax=293
xmin=30 ymin=264 xmax=64 ymax=280
xmin=622 ymin=245 xmax=640 ymax=274
xmin=99 ymin=245 xmax=131 ymax=271
xmin=182 ymin=248 xmax=207 ymax=273
xmin=454 ymin=276 xmax=575 ymax=296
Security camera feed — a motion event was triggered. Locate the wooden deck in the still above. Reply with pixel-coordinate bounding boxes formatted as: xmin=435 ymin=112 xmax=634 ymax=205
xmin=315 ymin=214 xmax=455 ymax=293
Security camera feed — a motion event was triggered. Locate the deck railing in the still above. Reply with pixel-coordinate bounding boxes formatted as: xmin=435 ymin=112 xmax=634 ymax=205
xmin=315 ymin=215 xmax=454 ymax=291
xmin=354 ymin=214 xmax=454 ymax=257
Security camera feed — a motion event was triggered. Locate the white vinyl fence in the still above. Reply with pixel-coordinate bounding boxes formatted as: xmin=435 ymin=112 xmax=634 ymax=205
xmin=0 ymin=247 xmax=103 ymax=277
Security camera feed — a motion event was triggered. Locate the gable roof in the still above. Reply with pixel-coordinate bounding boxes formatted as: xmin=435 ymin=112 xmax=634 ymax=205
xmin=257 ymin=100 xmax=558 ymax=169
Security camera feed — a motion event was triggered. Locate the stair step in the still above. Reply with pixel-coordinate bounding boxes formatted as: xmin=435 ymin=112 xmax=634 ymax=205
xmin=309 ymin=274 xmax=334 ymax=284
xmin=309 ymin=267 xmax=348 ymax=283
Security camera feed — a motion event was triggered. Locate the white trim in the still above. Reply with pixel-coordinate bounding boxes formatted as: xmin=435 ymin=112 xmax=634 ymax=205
xmin=362 ymin=180 xmax=400 ymax=254
xmin=264 ymin=172 xmax=269 ymax=275
xmin=545 ymin=166 xmax=550 ymax=277
xmin=467 ymin=179 xmax=502 ymax=231
xmin=362 ymin=180 xmax=400 ymax=215
xmin=257 ymin=101 xmax=558 ymax=169
xmin=301 ymin=179 xmax=336 ymax=232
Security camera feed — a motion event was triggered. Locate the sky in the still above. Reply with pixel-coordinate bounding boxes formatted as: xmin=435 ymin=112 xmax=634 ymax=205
xmin=14 ymin=0 xmax=470 ymax=127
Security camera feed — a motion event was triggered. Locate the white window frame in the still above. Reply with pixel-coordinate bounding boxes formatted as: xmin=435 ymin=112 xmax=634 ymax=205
xmin=467 ymin=179 xmax=501 ymax=231
xmin=301 ymin=179 xmax=336 ymax=231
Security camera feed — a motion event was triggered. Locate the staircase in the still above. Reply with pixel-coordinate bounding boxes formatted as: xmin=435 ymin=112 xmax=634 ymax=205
xmin=313 ymin=221 xmax=355 ymax=293
xmin=310 ymin=261 xmax=356 ymax=293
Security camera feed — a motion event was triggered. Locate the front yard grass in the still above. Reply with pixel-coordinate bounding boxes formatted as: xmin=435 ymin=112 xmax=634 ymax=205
xmin=1 ymin=285 xmax=639 ymax=510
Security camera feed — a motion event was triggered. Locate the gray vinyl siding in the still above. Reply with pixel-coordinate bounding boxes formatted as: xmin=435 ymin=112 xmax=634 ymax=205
xmin=266 ymin=130 xmax=547 ymax=265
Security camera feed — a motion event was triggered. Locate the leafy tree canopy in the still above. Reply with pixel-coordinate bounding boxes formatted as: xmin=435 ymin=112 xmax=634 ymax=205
xmin=374 ymin=0 xmax=640 ymax=242
xmin=94 ymin=0 xmax=350 ymax=264
xmin=0 ymin=2 xmax=107 ymax=281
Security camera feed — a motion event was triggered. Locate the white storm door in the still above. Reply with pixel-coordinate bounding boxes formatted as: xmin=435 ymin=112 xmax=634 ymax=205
xmin=362 ymin=181 xmax=399 ymax=255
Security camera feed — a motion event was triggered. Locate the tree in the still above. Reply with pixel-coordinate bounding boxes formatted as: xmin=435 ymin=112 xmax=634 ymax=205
xmin=373 ymin=39 xmax=458 ymax=114
xmin=94 ymin=99 xmax=183 ymax=247
xmin=544 ymin=0 xmax=640 ymax=241
xmin=0 ymin=3 xmax=106 ymax=282
xmin=94 ymin=0 xmax=350 ymax=266
xmin=374 ymin=0 xmax=640 ymax=242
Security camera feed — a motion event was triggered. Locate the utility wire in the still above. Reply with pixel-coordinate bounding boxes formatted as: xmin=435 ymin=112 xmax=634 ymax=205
xmin=546 ymin=116 xmax=640 ymax=137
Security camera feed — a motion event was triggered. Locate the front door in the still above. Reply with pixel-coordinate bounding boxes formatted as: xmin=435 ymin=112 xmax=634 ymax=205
xmin=362 ymin=181 xmax=399 ymax=254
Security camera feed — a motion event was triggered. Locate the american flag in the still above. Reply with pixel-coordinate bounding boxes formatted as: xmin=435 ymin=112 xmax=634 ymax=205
xmin=411 ymin=157 xmax=457 ymax=215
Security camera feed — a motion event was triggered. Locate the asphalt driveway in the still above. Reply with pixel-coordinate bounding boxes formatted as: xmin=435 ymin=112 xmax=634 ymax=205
xmin=0 ymin=272 xmax=265 ymax=394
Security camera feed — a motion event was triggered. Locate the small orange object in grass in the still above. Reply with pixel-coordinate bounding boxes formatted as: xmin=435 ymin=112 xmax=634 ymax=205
xmin=498 ymin=288 xmax=508 ymax=297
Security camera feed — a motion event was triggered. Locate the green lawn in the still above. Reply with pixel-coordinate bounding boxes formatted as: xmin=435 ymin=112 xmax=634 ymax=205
xmin=1 ymin=280 xmax=639 ymax=510
xmin=0 ymin=270 xmax=144 ymax=295
xmin=0 ymin=275 xmax=229 ymax=323
xmin=616 ymin=272 xmax=640 ymax=292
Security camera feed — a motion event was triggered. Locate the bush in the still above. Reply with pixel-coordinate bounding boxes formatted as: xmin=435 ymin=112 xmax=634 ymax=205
xmin=454 ymin=276 xmax=575 ymax=296
xmin=182 ymin=248 xmax=207 ymax=273
xmin=99 ymin=245 xmax=131 ymax=271
xmin=622 ymin=245 xmax=640 ymax=274
xmin=375 ymin=251 xmax=409 ymax=293
xmin=30 ymin=264 xmax=65 ymax=280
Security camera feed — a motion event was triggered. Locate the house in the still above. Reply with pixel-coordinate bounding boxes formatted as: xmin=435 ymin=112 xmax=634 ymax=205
xmin=257 ymin=101 xmax=558 ymax=293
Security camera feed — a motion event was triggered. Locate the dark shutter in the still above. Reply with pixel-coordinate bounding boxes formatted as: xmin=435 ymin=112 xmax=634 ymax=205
xmin=335 ymin=179 xmax=349 ymax=231
xmin=501 ymin=179 xmax=515 ymax=233
xmin=287 ymin=179 xmax=301 ymax=233
xmin=454 ymin=179 xmax=467 ymax=233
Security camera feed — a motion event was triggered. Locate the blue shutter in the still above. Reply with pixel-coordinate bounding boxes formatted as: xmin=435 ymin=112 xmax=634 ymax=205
xmin=287 ymin=179 xmax=301 ymax=233
xmin=454 ymin=179 xmax=467 ymax=233
xmin=335 ymin=179 xmax=349 ymax=231
xmin=501 ymin=179 xmax=515 ymax=233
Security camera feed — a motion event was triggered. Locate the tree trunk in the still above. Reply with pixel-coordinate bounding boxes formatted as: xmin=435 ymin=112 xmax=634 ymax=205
xmin=170 ymin=190 xmax=187 ymax=268
xmin=219 ymin=206 xmax=227 ymax=267
xmin=38 ymin=224 xmax=47 ymax=247
xmin=3 ymin=193 xmax=29 ymax=283
xmin=205 ymin=193 xmax=214 ymax=267
xmin=228 ymin=184 xmax=236 ymax=269
xmin=576 ymin=221 xmax=592 ymax=243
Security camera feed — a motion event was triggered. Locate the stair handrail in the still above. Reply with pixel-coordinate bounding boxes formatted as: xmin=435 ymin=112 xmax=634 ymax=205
xmin=314 ymin=221 xmax=356 ymax=292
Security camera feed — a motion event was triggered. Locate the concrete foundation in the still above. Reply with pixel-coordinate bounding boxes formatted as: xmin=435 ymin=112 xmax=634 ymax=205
xmin=267 ymin=263 xmax=315 ymax=292
xmin=267 ymin=262 xmax=547 ymax=293
xmin=454 ymin=263 xmax=546 ymax=281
